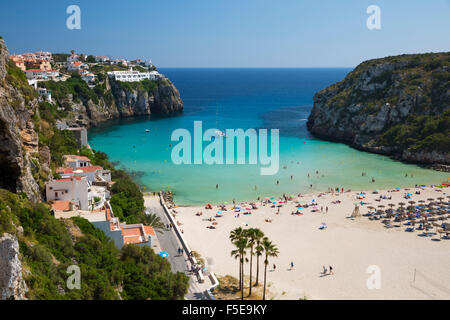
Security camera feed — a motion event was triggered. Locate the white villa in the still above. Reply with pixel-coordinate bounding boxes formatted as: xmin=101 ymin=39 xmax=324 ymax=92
xmin=46 ymin=176 xmax=90 ymax=210
xmin=63 ymin=155 xmax=91 ymax=169
xmin=67 ymin=54 xmax=80 ymax=63
xmin=25 ymin=69 xmax=59 ymax=80
xmin=95 ymin=56 xmax=110 ymax=63
xmin=107 ymin=69 xmax=161 ymax=82
xmin=80 ymin=70 xmax=96 ymax=83
xmin=37 ymin=87 xmax=52 ymax=103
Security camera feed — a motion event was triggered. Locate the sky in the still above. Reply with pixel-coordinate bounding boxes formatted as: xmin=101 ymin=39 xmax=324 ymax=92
xmin=1 ymin=0 xmax=449 ymax=68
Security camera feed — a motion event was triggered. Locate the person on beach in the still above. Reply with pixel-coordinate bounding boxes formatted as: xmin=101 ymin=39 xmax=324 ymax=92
xmin=290 ymin=262 xmax=294 ymax=270
xmin=276 ymin=180 xmax=279 ymax=185
xmin=273 ymin=264 xmax=276 ymax=271
xmin=216 ymin=184 xmax=219 ymax=189
xmin=329 ymin=266 xmax=333 ymax=274
xmin=323 ymin=265 xmax=327 ymax=274
xmin=326 ymin=206 xmax=328 ymax=213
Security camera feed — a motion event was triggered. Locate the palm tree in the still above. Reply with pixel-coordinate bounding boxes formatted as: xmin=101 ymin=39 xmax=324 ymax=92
xmin=252 ymin=229 xmax=265 ymax=287
xmin=255 ymin=244 xmax=263 ymax=287
xmin=144 ymin=213 xmax=166 ymax=233
xmin=245 ymin=229 xmax=256 ymax=296
xmin=230 ymin=227 xmax=245 ymax=290
xmin=262 ymin=237 xmax=279 ymax=300
xmin=234 ymin=237 xmax=248 ymax=300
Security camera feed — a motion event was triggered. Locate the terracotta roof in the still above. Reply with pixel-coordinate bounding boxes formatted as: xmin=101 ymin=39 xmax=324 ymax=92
xmin=123 ymin=235 xmax=143 ymax=245
xmin=143 ymin=226 xmax=156 ymax=237
xmin=55 ymin=176 xmax=83 ymax=182
xmin=51 ymin=200 xmax=71 ymax=211
xmin=65 ymin=155 xmax=91 ymax=162
xmin=121 ymin=226 xmax=143 ymax=237
xmin=78 ymin=165 xmax=102 ymax=173
xmin=56 ymin=167 xmax=73 ymax=174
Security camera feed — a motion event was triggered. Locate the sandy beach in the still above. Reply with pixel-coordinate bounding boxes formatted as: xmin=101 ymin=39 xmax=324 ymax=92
xmin=170 ymin=185 xmax=450 ymax=299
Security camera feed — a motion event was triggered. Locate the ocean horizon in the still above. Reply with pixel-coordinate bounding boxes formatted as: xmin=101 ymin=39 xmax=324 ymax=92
xmin=88 ymin=68 xmax=449 ymax=205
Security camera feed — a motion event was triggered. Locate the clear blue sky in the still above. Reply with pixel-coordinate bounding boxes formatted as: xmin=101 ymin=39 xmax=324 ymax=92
xmin=1 ymin=0 xmax=449 ymax=67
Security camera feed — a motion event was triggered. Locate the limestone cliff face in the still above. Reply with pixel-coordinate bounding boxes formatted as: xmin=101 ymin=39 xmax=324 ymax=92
xmin=0 ymin=39 xmax=49 ymax=202
xmin=0 ymin=233 xmax=28 ymax=300
xmin=67 ymin=76 xmax=183 ymax=127
xmin=108 ymin=78 xmax=183 ymax=117
xmin=307 ymin=52 xmax=450 ymax=168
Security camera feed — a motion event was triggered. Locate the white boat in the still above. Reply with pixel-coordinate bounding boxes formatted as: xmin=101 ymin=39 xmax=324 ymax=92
xmin=215 ymin=130 xmax=225 ymax=137
xmin=145 ymin=129 xmax=150 ymax=132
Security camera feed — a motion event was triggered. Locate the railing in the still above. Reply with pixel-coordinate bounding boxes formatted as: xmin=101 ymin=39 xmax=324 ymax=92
xmin=159 ymin=192 xmax=205 ymax=284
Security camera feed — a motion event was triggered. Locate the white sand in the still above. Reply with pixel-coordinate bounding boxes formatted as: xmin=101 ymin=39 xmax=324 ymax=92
xmin=174 ymin=186 xmax=450 ymax=299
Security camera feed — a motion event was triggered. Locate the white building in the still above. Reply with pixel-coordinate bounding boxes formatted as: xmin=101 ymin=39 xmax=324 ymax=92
xmin=35 ymin=51 xmax=52 ymax=61
xmin=67 ymin=54 xmax=80 ymax=63
xmin=80 ymin=70 xmax=96 ymax=83
xmin=63 ymin=155 xmax=91 ymax=169
xmin=107 ymin=69 xmax=161 ymax=82
xmin=25 ymin=69 xmax=59 ymax=80
xmin=67 ymin=61 xmax=88 ymax=71
xmin=45 ymin=176 xmax=90 ymax=210
xmin=111 ymin=58 xmax=128 ymax=66
xmin=95 ymin=56 xmax=110 ymax=63
xmin=37 ymin=87 xmax=52 ymax=103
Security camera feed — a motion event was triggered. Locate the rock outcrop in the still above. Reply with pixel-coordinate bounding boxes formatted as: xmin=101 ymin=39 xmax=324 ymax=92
xmin=0 ymin=38 xmax=46 ymax=202
xmin=108 ymin=77 xmax=183 ymax=118
xmin=307 ymin=52 xmax=450 ymax=169
xmin=0 ymin=233 xmax=28 ymax=300
xmin=58 ymin=75 xmax=183 ymax=127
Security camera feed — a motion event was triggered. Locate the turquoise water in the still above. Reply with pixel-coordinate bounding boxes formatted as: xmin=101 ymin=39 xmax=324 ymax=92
xmin=88 ymin=68 xmax=449 ymax=205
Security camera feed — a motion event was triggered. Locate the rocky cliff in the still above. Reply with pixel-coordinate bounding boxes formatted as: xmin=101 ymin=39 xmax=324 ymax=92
xmin=50 ymin=71 xmax=183 ymax=127
xmin=307 ymin=52 xmax=450 ymax=169
xmin=0 ymin=38 xmax=50 ymax=202
xmin=0 ymin=233 xmax=28 ymax=300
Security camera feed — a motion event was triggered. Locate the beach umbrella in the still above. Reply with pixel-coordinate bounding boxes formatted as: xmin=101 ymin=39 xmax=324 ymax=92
xmin=395 ymin=188 xmax=401 ymax=191
xmin=159 ymin=252 xmax=169 ymax=258
xmin=377 ymin=205 xmax=385 ymax=209
xmin=388 ymin=203 xmax=396 ymax=209
xmin=398 ymin=202 xmax=406 ymax=208
xmin=408 ymin=201 xmax=416 ymax=206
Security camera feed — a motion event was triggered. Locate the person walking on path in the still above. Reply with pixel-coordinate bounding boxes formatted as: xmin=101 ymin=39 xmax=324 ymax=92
xmin=329 ymin=266 xmax=333 ymax=275
xmin=290 ymin=261 xmax=294 ymax=270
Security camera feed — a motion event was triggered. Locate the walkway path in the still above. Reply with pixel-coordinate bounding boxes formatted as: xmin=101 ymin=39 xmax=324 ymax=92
xmin=144 ymin=195 xmax=210 ymax=300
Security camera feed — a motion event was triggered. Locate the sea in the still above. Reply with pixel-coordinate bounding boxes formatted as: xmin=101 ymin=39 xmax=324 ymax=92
xmin=88 ymin=68 xmax=449 ymax=205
